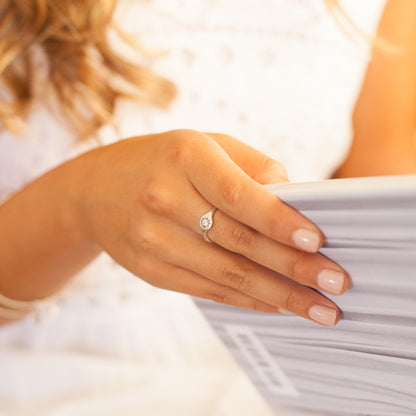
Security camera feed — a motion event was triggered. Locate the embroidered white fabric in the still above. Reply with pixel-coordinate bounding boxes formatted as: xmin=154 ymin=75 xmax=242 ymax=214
xmin=0 ymin=1 xmax=386 ymax=415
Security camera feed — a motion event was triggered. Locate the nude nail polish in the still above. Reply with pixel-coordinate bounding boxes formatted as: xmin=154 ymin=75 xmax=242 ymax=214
xmin=308 ymin=305 xmax=337 ymax=326
xmin=318 ymin=269 xmax=345 ymax=295
xmin=292 ymin=229 xmax=320 ymax=253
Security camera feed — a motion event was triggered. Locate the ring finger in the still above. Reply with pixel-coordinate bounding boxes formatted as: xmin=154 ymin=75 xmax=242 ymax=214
xmin=205 ymin=209 xmax=350 ymax=296
xmin=165 ymin=195 xmax=350 ymax=297
xmin=143 ymin=218 xmax=341 ymax=326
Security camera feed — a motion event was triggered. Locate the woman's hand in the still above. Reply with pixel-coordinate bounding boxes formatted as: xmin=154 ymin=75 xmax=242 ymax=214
xmin=76 ymin=130 xmax=350 ymax=326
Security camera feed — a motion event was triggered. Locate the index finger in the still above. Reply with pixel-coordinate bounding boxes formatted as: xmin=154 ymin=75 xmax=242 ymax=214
xmin=185 ymin=132 xmax=323 ymax=253
xmin=205 ymin=132 xmax=289 ymax=184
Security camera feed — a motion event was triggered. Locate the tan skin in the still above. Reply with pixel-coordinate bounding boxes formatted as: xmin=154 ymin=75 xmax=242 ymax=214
xmin=2 ymin=0 xmax=414 ymax=327
xmin=0 ymin=130 xmax=349 ymax=327
xmin=336 ymin=0 xmax=416 ymax=178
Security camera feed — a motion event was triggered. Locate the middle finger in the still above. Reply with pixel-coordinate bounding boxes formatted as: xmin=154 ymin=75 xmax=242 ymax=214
xmin=206 ymin=210 xmax=350 ymax=296
xmin=146 ymin=218 xmax=341 ymax=326
xmin=170 ymin=196 xmax=350 ymax=297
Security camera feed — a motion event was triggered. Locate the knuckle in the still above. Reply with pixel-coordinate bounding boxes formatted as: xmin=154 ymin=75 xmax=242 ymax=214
xmin=167 ymin=129 xmax=209 ymax=166
xmin=231 ymin=226 xmax=259 ymax=256
xmin=287 ymin=251 xmax=307 ymax=278
xmin=207 ymin=290 xmax=229 ymax=305
xmin=282 ymin=285 xmax=304 ymax=312
xmin=251 ymin=298 xmax=276 ymax=313
xmin=141 ymin=181 xmax=173 ymax=215
xmin=129 ymin=221 xmax=159 ymax=253
xmin=223 ymin=262 xmax=255 ymax=292
xmin=171 ymin=145 xmax=188 ymax=166
xmin=221 ymin=181 xmax=245 ymax=210
xmin=251 ymin=298 xmax=265 ymax=312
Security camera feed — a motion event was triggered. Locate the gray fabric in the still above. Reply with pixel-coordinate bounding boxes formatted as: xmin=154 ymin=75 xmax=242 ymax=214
xmin=195 ymin=174 xmax=416 ymax=416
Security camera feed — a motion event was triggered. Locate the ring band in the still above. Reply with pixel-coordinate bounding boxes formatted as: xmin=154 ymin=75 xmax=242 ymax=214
xmin=199 ymin=207 xmax=217 ymax=243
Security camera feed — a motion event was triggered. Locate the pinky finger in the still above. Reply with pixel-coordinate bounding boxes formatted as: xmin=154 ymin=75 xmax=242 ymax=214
xmin=145 ymin=260 xmax=281 ymax=314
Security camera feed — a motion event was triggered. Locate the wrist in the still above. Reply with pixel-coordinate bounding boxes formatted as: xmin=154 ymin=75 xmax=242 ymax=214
xmin=58 ymin=148 xmax=103 ymax=248
xmin=0 ymin=149 xmax=103 ymax=303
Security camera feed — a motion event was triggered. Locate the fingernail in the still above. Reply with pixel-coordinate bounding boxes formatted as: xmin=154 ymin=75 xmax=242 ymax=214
xmin=292 ymin=229 xmax=320 ymax=252
xmin=317 ymin=269 xmax=345 ymax=295
xmin=308 ymin=305 xmax=337 ymax=326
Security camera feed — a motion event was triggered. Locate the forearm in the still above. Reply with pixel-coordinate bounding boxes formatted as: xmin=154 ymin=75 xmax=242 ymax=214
xmin=336 ymin=0 xmax=416 ymax=178
xmin=352 ymin=0 xmax=416 ymax=147
xmin=0 ymin=152 xmax=101 ymax=302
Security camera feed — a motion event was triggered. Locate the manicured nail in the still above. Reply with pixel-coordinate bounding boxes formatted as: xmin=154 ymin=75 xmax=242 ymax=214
xmin=292 ymin=229 xmax=320 ymax=252
xmin=308 ymin=305 xmax=337 ymax=326
xmin=318 ymin=269 xmax=345 ymax=295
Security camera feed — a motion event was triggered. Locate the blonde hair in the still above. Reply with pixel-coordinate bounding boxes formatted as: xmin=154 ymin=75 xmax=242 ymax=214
xmin=0 ymin=0 xmax=177 ymax=140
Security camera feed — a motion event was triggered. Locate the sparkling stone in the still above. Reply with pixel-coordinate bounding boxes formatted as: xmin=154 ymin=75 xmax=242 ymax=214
xmin=200 ymin=216 xmax=212 ymax=230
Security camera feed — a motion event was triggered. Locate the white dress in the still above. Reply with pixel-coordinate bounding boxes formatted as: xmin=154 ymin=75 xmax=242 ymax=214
xmin=0 ymin=1 xmax=385 ymax=415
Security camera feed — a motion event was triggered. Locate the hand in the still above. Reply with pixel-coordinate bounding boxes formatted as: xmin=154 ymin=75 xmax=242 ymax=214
xmin=76 ymin=130 xmax=350 ymax=326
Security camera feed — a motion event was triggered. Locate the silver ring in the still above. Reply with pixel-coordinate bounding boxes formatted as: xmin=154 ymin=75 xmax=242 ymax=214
xmin=199 ymin=207 xmax=217 ymax=243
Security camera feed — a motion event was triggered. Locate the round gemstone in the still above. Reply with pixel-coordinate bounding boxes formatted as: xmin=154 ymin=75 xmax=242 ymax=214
xmin=200 ymin=216 xmax=212 ymax=230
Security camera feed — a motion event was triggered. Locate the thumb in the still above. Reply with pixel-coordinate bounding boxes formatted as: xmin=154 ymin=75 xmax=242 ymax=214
xmin=255 ymin=159 xmax=289 ymax=185
xmin=204 ymin=132 xmax=289 ymax=184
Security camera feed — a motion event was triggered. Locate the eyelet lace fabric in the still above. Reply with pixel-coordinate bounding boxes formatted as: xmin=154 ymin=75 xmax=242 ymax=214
xmin=0 ymin=1 xmax=386 ymax=415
